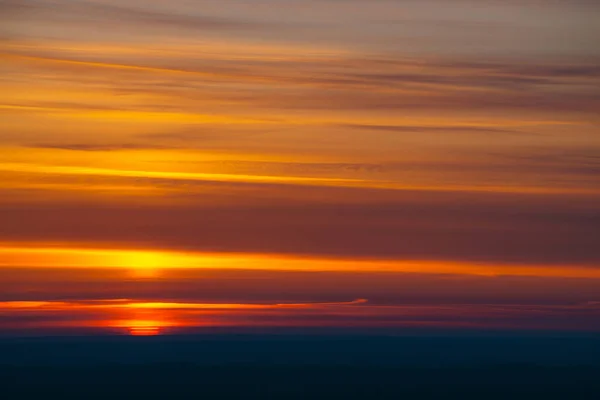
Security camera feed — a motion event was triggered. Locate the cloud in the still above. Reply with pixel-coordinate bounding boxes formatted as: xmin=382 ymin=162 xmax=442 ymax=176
xmin=1 ymin=299 xmax=599 ymax=333
xmin=446 ymin=61 xmax=600 ymax=79
xmin=77 ymin=2 xmax=268 ymax=31
xmin=2 ymin=265 xmax=600 ymax=309
xmin=0 ymin=187 xmax=598 ymax=266
xmin=167 ymin=159 xmax=385 ymax=175
xmin=6 ymin=0 xmax=278 ymax=33
xmin=340 ymin=124 xmax=518 ymax=134
xmin=8 ymin=46 xmax=599 ymax=91
xmin=25 ymin=143 xmax=177 ymax=152
xmin=488 ymin=149 xmax=600 ymax=178
xmin=0 ymin=298 xmax=368 ymax=311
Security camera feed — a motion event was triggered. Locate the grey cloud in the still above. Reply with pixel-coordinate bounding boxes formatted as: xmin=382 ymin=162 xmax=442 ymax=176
xmin=11 ymin=0 xmax=277 ymax=33
xmin=12 ymin=48 xmax=599 ymax=91
xmin=0 ymin=0 xmax=30 ymax=12
xmin=8 ymin=47 xmax=600 ymax=115
xmin=445 ymin=62 xmax=600 ymax=80
xmin=73 ymin=2 xmax=274 ymax=32
xmin=488 ymin=149 xmax=600 ymax=178
xmin=350 ymin=71 xmax=549 ymax=89
xmin=341 ymin=124 xmax=517 ymax=134
xmin=252 ymin=89 xmax=600 ymax=114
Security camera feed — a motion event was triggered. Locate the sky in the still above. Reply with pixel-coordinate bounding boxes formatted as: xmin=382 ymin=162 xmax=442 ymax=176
xmin=1 ymin=0 xmax=599 ymax=335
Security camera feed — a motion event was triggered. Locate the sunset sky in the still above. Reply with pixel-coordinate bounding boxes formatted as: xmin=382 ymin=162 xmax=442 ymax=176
xmin=1 ymin=0 xmax=599 ymax=335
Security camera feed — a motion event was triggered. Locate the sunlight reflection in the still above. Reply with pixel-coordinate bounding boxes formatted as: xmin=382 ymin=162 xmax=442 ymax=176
xmin=3 ymin=244 xmax=600 ymax=279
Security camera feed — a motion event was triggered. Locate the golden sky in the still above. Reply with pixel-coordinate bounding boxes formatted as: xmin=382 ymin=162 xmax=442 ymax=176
xmin=1 ymin=0 xmax=599 ymax=334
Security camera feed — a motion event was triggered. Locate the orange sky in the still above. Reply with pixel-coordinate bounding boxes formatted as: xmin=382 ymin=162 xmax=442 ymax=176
xmin=1 ymin=0 xmax=599 ymax=334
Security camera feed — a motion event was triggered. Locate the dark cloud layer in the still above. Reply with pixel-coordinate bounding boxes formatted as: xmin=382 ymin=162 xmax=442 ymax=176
xmin=2 ymin=267 xmax=600 ymax=306
xmin=1 ymin=188 xmax=598 ymax=266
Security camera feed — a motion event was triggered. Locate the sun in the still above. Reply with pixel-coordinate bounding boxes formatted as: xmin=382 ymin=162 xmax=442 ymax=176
xmin=125 ymin=320 xmax=163 ymax=336
xmin=128 ymin=325 xmax=161 ymax=336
